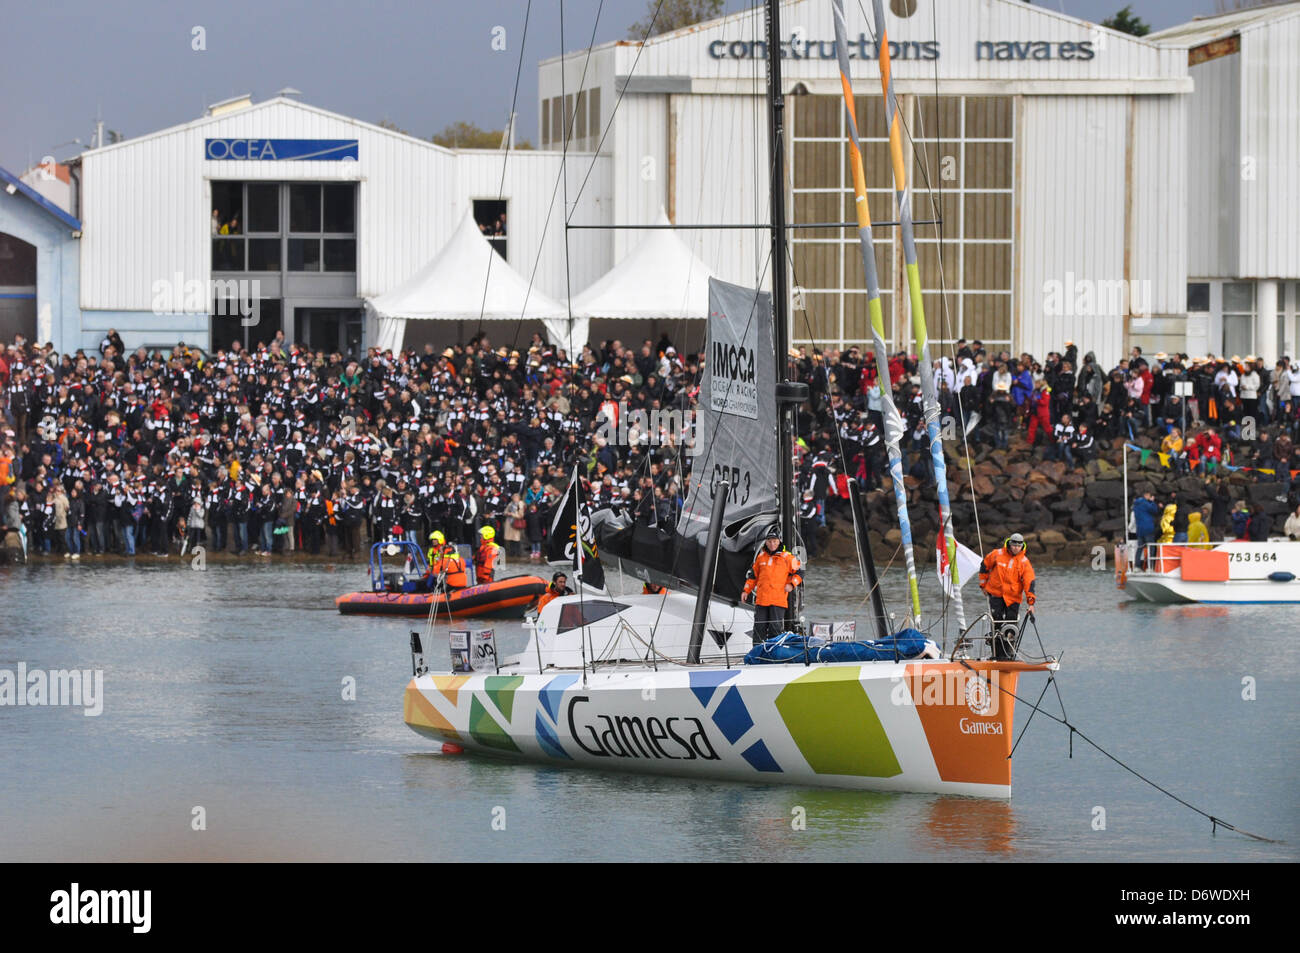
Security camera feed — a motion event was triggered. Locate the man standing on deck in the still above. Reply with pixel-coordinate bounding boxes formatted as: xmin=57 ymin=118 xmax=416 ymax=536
xmin=978 ymin=533 xmax=1036 ymax=661
xmin=742 ymin=527 xmax=803 ymax=644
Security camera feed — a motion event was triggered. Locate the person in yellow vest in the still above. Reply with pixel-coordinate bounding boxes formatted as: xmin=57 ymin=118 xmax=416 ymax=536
xmin=474 ymin=525 xmax=503 ymax=584
xmin=741 ymin=527 xmax=803 ymax=643
xmin=978 ymin=532 xmax=1037 ymax=660
xmin=425 ymin=530 xmax=468 ymax=589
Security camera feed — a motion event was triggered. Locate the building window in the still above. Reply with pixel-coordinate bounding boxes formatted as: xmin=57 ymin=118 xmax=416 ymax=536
xmin=246 ymin=183 xmax=279 ymax=233
xmin=212 ymin=181 xmax=356 ymax=274
xmin=790 ymin=93 xmax=1013 ymax=353
xmin=1187 ymin=282 xmax=1209 ymax=312
xmin=474 ymin=199 xmax=508 ymax=260
xmin=1222 ymin=282 xmax=1253 ymax=358
xmin=589 ymin=87 xmax=601 ymax=147
xmin=289 ymin=184 xmax=322 ymax=232
xmin=211 ymin=297 xmax=282 ymax=352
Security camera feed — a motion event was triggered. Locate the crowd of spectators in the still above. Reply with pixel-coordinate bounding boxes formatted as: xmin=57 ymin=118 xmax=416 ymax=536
xmin=4 ymin=327 xmax=1300 ymax=565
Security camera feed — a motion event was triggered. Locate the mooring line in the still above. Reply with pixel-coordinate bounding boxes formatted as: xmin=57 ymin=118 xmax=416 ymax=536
xmin=958 ymin=660 xmax=1280 ymax=844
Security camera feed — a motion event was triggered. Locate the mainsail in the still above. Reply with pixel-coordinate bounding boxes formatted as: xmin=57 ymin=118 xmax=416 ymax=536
xmin=590 ymin=277 xmax=777 ymax=601
xmin=865 ymin=0 xmax=966 ymax=629
xmin=830 ymin=0 xmax=922 ymax=623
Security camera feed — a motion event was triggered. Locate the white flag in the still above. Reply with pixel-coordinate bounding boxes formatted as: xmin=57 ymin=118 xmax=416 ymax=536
xmin=938 ymin=538 xmax=983 ymax=597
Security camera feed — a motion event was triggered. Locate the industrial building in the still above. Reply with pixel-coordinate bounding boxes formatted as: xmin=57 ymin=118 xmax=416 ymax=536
xmin=4 ymin=0 xmax=1298 ymax=368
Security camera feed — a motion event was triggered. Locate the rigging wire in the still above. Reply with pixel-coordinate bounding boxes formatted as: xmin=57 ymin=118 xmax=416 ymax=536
xmin=559 ymin=0 xmax=607 ymax=364
xmin=961 ymin=648 xmax=1280 ymax=844
xmin=567 ymin=0 xmax=668 ymax=220
xmin=854 ymin=0 xmax=985 ymax=560
xmin=474 ymin=0 xmax=533 ymax=345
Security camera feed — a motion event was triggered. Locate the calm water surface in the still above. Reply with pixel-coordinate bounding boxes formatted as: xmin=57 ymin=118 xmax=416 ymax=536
xmin=1 ymin=556 xmax=1295 ymax=861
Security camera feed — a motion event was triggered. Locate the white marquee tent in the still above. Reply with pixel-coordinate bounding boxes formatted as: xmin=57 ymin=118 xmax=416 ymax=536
xmin=546 ymin=208 xmax=718 ymax=352
xmin=367 ymin=209 xmax=563 ymax=352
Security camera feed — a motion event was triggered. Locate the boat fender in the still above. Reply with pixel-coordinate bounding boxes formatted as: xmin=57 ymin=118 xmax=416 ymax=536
xmin=1267 ymin=571 xmax=1295 ymax=583
xmin=441 ymin=743 xmax=465 ymax=755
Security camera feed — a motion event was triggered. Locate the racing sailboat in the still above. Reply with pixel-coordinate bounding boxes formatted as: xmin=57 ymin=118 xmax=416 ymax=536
xmin=403 ymin=0 xmax=1057 ymax=796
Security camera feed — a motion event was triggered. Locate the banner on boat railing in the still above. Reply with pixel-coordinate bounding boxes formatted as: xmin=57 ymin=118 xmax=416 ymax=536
xmin=449 ymin=631 xmax=472 ymax=673
xmin=811 ymin=621 xmax=858 ymax=642
xmin=680 ymin=278 xmax=778 ymax=544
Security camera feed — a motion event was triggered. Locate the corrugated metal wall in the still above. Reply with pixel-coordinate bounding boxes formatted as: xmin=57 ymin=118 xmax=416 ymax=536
xmin=1238 ymin=16 xmax=1300 ymax=279
xmin=456 ymin=150 xmax=612 ymax=300
xmin=1018 ymin=95 xmax=1127 ymax=367
xmin=1131 ymin=94 xmax=1188 ymax=313
xmin=670 ymin=92 xmax=771 ymax=292
xmin=1185 ymin=53 xmax=1240 ymax=279
xmin=612 ymin=93 xmax=669 ymax=263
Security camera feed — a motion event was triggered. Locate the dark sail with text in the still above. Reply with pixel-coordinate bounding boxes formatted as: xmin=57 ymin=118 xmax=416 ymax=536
xmin=590 ymin=277 xmax=778 ymax=602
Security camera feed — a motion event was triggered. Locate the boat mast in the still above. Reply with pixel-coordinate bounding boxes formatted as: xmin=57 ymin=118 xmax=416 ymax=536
xmin=829 ymin=0 xmax=922 ymax=624
xmin=763 ymin=0 xmax=797 ymax=555
xmin=866 ymin=0 xmax=965 ymax=630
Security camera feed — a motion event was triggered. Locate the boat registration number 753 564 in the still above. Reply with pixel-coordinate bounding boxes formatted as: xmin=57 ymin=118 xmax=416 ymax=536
xmin=1229 ymin=551 xmax=1278 ymax=562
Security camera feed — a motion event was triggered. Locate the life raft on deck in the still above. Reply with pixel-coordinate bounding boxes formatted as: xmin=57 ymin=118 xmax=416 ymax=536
xmin=336 ymin=575 xmax=548 ymax=617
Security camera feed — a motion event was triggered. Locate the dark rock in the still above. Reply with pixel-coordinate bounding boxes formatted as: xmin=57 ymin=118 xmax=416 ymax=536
xmin=1085 ymin=480 xmax=1127 ymax=500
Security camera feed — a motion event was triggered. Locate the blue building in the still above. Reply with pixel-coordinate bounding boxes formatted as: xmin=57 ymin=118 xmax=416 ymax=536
xmin=0 ymin=165 xmax=81 ymax=351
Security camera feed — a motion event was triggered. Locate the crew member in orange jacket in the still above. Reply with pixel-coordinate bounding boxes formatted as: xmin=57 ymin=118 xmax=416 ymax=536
xmin=426 ymin=531 xmax=469 ymax=589
xmin=742 ymin=527 xmax=803 ymax=643
xmin=474 ymin=525 xmax=502 ymax=583
xmin=978 ymin=532 xmax=1037 ymax=660
xmin=535 ymin=571 xmax=572 ymax=614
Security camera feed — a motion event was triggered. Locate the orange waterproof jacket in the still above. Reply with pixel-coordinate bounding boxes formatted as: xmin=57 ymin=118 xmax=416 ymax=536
xmin=474 ymin=541 xmax=501 ymax=582
xmin=742 ymin=549 xmax=803 ymax=608
xmin=536 ymin=584 xmax=571 ymax=614
xmin=979 ymin=546 xmax=1036 ymax=605
xmin=430 ymin=548 xmax=468 ymax=588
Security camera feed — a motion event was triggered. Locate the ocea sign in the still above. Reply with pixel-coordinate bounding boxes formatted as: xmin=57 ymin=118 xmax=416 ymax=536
xmin=204 ymin=138 xmax=359 ymax=161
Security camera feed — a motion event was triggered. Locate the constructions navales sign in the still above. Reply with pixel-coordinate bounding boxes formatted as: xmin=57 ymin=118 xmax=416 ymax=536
xmin=706 ymin=37 xmax=1096 ymax=61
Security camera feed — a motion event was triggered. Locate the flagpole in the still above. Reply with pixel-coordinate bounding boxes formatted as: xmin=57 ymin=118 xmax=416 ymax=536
xmin=862 ymin=0 xmax=964 ymax=632
xmin=830 ymin=0 xmax=922 ymax=625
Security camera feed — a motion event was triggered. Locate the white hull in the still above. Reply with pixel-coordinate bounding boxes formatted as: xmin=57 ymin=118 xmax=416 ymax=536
xmin=1123 ymin=540 xmax=1300 ymax=604
xmin=405 ymin=658 xmax=1050 ymax=798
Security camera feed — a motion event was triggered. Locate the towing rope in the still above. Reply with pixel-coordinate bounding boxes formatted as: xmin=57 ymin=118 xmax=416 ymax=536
xmin=961 ymin=617 xmax=1279 ymax=844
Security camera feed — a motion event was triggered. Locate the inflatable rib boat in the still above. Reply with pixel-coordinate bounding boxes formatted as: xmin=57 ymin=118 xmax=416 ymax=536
xmin=336 ymin=541 xmax=547 ymax=618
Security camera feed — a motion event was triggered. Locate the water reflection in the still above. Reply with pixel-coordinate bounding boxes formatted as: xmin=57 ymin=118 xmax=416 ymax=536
xmin=2 ymin=560 xmax=1296 ymax=861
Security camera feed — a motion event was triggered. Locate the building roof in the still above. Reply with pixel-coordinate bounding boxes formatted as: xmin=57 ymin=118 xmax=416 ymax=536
xmin=543 ymin=0 xmax=1172 ymax=64
xmin=1150 ymin=0 xmax=1300 ymax=47
xmin=79 ymin=95 xmax=459 ymax=160
xmin=0 ymin=164 xmax=81 ymax=231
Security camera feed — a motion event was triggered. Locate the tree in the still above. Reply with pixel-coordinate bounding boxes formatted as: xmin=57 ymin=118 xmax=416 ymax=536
xmin=628 ymin=0 xmax=724 ymax=40
xmin=1102 ymin=5 xmax=1151 ymax=36
xmin=430 ymin=121 xmax=532 ymax=150
xmin=376 ymin=118 xmax=411 ymax=136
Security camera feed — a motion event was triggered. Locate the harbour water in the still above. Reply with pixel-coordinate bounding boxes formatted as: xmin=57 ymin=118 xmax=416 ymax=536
xmin=1 ymin=558 xmax=1295 ymax=861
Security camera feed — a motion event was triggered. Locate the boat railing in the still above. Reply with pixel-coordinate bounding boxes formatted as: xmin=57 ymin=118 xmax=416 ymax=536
xmin=951 ymin=610 xmax=1038 ymax=663
xmin=1126 ymin=538 xmax=1272 ymax=575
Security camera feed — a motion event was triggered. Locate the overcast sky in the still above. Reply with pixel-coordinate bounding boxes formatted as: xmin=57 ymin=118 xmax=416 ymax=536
xmin=2 ymin=0 xmax=1218 ymax=174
